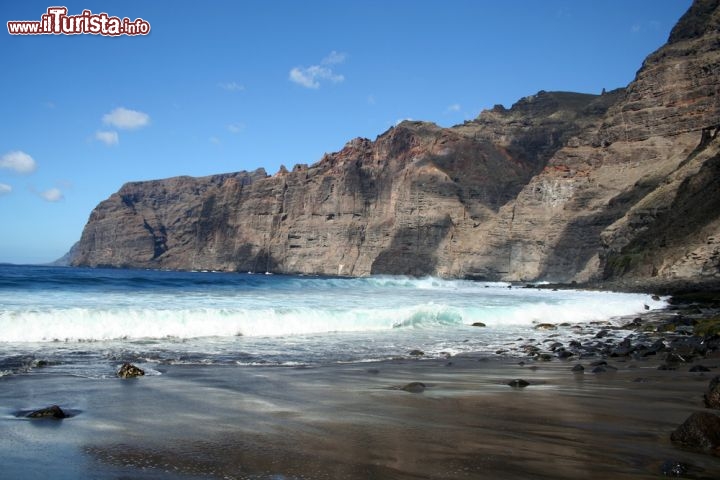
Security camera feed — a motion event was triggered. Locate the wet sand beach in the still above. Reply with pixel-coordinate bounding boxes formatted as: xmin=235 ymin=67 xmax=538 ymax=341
xmin=3 ymin=342 xmax=720 ymax=480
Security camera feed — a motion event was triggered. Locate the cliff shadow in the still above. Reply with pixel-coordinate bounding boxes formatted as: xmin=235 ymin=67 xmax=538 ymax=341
xmin=370 ymin=215 xmax=453 ymax=276
xmin=603 ymin=150 xmax=720 ymax=278
xmin=536 ymin=181 xmax=661 ymax=281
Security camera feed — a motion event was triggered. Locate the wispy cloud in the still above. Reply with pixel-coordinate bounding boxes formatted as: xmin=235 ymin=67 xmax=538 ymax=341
xmin=289 ymin=51 xmax=347 ymax=89
xmin=0 ymin=150 xmax=37 ymax=174
xmin=631 ymin=20 xmax=661 ymax=34
xmin=209 ymin=136 xmax=221 ymax=145
xmin=227 ymin=122 xmax=245 ymax=134
xmin=0 ymin=183 xmax=12 ymax=195
xmin=445 ymin=103 xmax=461 ymax=113
xmin=102 ymin=107 xmax=150 ymax=130
xmin=218 ymin=81 xmax=245 ymax=92
xmin=322 ymin=50 xmax=346 ymax=65
xmin=367 ymin=94 xmax=376 ymax=105
xmin=95 ymin=130 xmax=119 ymax=146
xmin=40 ymin=187 xmax=63 ymax=202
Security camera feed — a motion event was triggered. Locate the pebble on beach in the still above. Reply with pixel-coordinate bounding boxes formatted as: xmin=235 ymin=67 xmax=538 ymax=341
xmin=26 ymin=405 xmax=67 ymax=419
xmin=117 ymin=363 xmax=145 ymax=379
xmin=401 ymin=382 xmax=426 ymax=393
xmin=508 ymin=379 xmax=530 ymax=388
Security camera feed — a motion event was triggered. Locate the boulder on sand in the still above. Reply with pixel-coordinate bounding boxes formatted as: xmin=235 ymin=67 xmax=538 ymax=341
xmin=670 ymin=411 xmax=720 ymax=451
xmin=118 ymin=362 xmax=145 ymax=379
xmin=27 ymin=405 xmax=67 ymax=419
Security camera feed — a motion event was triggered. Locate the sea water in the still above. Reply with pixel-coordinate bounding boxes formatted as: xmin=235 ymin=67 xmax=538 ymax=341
xmin=0 ymin=264 xmax=664 ymax=377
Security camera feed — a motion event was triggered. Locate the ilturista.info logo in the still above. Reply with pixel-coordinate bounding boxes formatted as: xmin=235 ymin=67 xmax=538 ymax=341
xmin=7 ymin=6 xmax=150 ymax=36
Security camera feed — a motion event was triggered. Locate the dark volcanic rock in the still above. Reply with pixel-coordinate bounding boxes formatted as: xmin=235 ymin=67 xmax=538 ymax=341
xmin=660 ymin=459 xmax=689 ymax=477
xmin=27 ymin=405 xmax=67 ymax=419
xmin=401 ymin=382 xmax=426 ymax=393
xmin=508 ymin=379 xmax=530 ymax=388
xmin=671 ymin=411 xmax=720 ymax=450
xmin=705 ymin=376 xmax=720 ymax=409
xmin=118 ymin=363 xmax=145 ymax=379
xmin=690 ymin=365 xmax=711 ymax=372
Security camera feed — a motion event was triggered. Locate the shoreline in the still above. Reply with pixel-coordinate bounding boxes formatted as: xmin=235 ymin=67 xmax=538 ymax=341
xmin=2 ymin=299 xmax=720 ymax=479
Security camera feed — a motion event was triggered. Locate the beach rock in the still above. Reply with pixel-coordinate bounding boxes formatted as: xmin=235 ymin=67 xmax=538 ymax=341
xmin=117 ymin=363 xmax=145 ymax=379
xmin=27 ymin=405 xmax=67 ymax=419
xmin=690 ymin=365 xmax=711 ymax=373
xmin=401 ymin=382 xmax=426 ymax=393
xmin=471 ymin=322 xmax=486 ymax=327
xmin=660 ymin=460 xmax=688 ymax=477
xmin=556 ymin=349 xmax=574 ymax=360
xmin=534 ymin=323 xmax=557 ymax=331
xmin=595 ymin=330 xmax=610 ymax=339
xmin=508 ymin=379 xmax=530 ymax=388
xmin=641 ymin=339 xmax=666 ymax=357
xmin=704 ymin=376 xmax=720 ymax=409
xmin=592 ymin=365 xmax=618 ymax=374
xmin=571 ymin=364 xmax=585 ymax=373
xmin=408 ymin=350 xmax=425 ymax=357
xmin=671 ymin=411 xmax=720 ymax=451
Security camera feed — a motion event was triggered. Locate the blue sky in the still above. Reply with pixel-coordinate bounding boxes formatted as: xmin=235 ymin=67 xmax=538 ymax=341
xmin=0 ymin=0 xmax=692 ymax=264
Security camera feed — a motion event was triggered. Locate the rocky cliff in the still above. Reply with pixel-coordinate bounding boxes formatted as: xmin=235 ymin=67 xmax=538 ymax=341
xmin=71 ymin=0 xmax=720 ymax=285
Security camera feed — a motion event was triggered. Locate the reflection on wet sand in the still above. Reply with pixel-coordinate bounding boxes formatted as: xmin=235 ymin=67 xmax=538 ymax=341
xmin=4 ymin=355 xmax=717 ymax=479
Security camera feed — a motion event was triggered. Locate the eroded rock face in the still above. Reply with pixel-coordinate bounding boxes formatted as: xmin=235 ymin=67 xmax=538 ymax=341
xmin=72 ymin=94 xmax=612 ymax=277
xmin=72 ymin=0 xmax=720 ymax=284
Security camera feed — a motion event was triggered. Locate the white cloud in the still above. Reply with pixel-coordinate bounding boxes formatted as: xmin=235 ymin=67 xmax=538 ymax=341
xmin=0 ymin=183 xmax=12 ymax=195
xmin=289 ymin=51 xmax=347 ymax=89
xmin=0 ymin=150 xmax=37 ymax=174
xmin=40 ymin=187 xmax=63 ymax=202
xmin=209 ymin=136 xmax=221 ymax=145
xmin=227 ymin=123 xmax=245 ymax=134
xmin=367 ymin=94 xmax=376 ymax=105
xmin=322 ymin=50 xmax=346 ymax=65
xmin=95 ymin=130 xmax=119 ymax=146
xmin=102 ymin=107 xmax=150 ymax=130
xmin=218 ymin=81 xmax=245 ymax=91
xmin=446 ymin=103 xmax=461 ymax=113
xmin=290 ymin=65 xmax=344 ymax=89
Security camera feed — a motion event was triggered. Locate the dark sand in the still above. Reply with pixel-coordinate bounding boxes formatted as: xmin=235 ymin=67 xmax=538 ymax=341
xmin=3 ymin=349 xmax=720 ymax=479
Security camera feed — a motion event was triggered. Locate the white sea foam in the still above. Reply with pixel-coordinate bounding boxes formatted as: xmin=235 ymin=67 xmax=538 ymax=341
xmin=0 ymin=288 xmax=663 ymax=343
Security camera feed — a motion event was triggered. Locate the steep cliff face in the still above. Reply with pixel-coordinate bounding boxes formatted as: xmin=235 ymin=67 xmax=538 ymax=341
xmin=73 ymin=92 xmax=614 ymax=275
xmin=450 ymin=0 xmax=720 ymax=283
xmin=72 ymin=0 xmax=720 ymax=284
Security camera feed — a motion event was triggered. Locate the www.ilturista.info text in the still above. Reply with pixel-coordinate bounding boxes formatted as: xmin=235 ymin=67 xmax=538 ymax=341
xmin=7 ymin=7 xmax=150 ymax=36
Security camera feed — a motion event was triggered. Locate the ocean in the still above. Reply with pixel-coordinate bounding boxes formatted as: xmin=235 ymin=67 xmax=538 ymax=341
xmin=0 ymin=264 xmax=664 ymax=378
